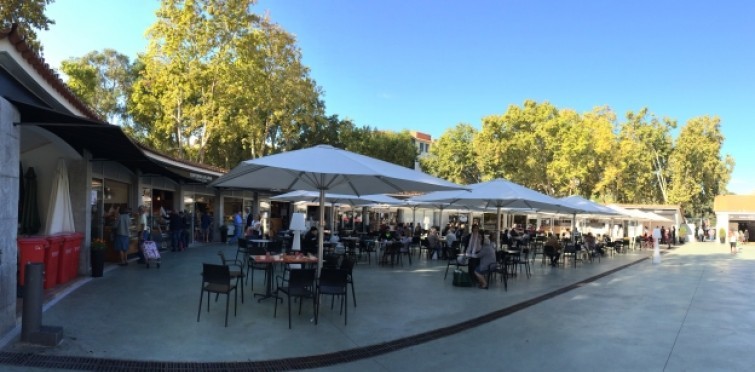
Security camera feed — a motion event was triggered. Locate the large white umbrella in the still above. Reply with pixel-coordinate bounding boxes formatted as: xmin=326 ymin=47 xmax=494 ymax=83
xmin=410 ymin=178 xmax=583 ymax=248
xmin=211 ymin=145 xmax=465 ymax=270
xmin=271 ymin=191 xmax=405 ymax=231
xmin=558 ymin=195 xmax=621 ymax=240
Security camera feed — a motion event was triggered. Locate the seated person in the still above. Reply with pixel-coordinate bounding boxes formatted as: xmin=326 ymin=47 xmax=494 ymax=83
xmin=473 ymin=236 xmax=496 ymax=289
xmin=302 ymin=226 xmax=319 ymax=255
xmin=544 ymin=233 xmax=562 ymax=266
xmin=427 ymin=227 xmax=442 ymax=259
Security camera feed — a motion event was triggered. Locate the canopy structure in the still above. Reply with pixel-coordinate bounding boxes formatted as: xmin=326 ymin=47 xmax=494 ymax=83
xmin=410 ymin=178 xmax=583 ymax=248
xmin=211 ymin=145 xmax=465 ymax=271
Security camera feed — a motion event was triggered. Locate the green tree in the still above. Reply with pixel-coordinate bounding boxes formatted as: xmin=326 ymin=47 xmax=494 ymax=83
xmin=60 ymin=49 xmax=134 ymax=124
xmin=420 ymin=123 xmax=480 ymax=185
xmin=0 ymin=0 xmax=54 ymax=53
xmin=130 ymin=0 xmax=322 ymax=165
xmin=667 ymin=116 xmax=734 ymax=217
xmin=475 ymin=100 xmax=563 ymax=194
xmin=604 ymin=108 xmax=675 ymax=203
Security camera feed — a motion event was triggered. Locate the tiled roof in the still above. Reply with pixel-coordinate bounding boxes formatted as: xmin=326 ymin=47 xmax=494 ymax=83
xmin=0 ymin=24 xmax=102 ymax=121
xmin=1 ymin=24 xmax=227 ymax=177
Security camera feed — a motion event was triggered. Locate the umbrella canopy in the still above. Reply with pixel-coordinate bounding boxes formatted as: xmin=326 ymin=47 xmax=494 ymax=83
xmin=44 ymin=159 xmax=75 ymax=234
xmin=20 ymin=167 xmax=41 ymax=235
xmin=558 ymin=195 xmax=620 ymax=216
xmin=411 ymin=178 xmax=583 ymax=247
xmin=211 ymin=145 xmax=465 ymax=270
xmin=271 ymin=190 xmax=404 ymax=207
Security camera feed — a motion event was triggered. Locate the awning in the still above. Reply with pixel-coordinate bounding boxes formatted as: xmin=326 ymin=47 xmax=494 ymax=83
xmin=8 ymin=98 xmax=191 ymax=181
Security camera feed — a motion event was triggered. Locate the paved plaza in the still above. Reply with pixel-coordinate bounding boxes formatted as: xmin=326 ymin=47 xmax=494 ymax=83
xmin=1 ymin=241 xmax=754 ymax=371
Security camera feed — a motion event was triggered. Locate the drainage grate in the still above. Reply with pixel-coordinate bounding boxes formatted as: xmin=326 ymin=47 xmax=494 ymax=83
xmin=0 ymin=257 xmax=647 ymax=371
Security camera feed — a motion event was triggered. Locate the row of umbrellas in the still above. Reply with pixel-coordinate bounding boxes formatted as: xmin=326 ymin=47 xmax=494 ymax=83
xmin=211 ymin=145 xmax=668 ymax=271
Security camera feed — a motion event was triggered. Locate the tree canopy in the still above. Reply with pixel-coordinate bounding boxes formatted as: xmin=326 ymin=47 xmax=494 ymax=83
xmin=0 ymin=0 xmax=54 ymax=53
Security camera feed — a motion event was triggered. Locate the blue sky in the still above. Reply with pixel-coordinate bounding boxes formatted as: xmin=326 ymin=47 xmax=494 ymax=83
xmin=38 ymin=0 xmax=754 ymax=194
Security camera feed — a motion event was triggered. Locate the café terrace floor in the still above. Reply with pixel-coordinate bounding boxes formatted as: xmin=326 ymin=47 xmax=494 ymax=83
xmin=3 ymin=240 xmax=755 ymax=371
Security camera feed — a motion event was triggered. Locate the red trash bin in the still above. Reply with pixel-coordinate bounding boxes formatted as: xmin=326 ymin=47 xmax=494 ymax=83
xmin=17 ymin=237 xmax=48 ymax=287
xmin=44 ymin=235 xmax=65 ymax=289
xmin=64 ymin=232 xmax=84 ymax=280
xmin=57 ymin=236 xmax=73 ymax=285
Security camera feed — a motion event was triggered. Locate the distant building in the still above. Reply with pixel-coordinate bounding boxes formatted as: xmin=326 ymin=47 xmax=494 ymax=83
xmin=409 ymin=131 xmax=432 ymax=171
xmin=714 ymin=195 xmax=755 ymax=241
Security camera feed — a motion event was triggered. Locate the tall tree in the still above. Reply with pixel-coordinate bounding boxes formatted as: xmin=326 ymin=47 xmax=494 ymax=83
xmin=475 ymin=100 xmax=563 ymax=194
xmin=60 ymin=49 xmax=134 ymax=124
xmin=130 ymin=0 xmax=322 ymax=165
xmin=604 ymin=108 xmax=675 ymax=203
xmin=0 ymin=0 xmax=54 ymax=53
xmin=667 ymin=116 xmax=734 ymax=217
xmin=420 ymin=123 xmax=480 ymax=185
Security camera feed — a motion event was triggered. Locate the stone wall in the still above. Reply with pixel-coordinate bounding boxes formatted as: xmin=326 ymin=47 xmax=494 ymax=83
xmin=0 ymin=98 xmax=20 ymax=337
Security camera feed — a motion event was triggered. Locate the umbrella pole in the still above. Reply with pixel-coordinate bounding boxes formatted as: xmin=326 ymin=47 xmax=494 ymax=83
xmin=496 ymin=207 xmax=501 ymax=250
xmin=318 ymin=189 xmax=325 ymax=275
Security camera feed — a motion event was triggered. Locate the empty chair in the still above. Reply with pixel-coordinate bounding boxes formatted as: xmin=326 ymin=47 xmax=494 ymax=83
xmin=486 ymin=250 xmax=508 ymax=291
xmin=316 ymin=268 xmax=349 ymax=325
xmin=340 ymin=256 xmax=357 ymax=308
xmin=246 ymin=245 xmax=268 ymax=288
xmin=359 ymin=237 xmax=377 ymax=264
xmin=274 ymin=268 xmax=317 ymax=329
xmin=197 ymin=263 xmax=238 ymax=327
xmin=443 ymin=241 xmax=465 ymax=280
xmin=515 ymin=248 xmax=531 ymax=278
xmin=218 ymin=251 xmax=245 ymax=303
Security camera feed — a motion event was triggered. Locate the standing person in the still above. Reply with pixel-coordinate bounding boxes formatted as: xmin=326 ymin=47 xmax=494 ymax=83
xmin=444 ymin=226 xmax=457 ymax=259
xmin=462 ymin=224 xmax=483 ymax=279
xmin=251 ymin=213 xmax=262 ymax=239
xmin=697 ymin=226 xmax=704 ymax=242
xmin=245 ymin=207 xmax=253 ymax=230
xmin=671 ymin=225 xmax=677 ymax=245
xmin=201 ymin=211 xmax=212 ymax=243
xmin=168 ymin=210 xmax=182 ymax=251
xmin=230 ymin=210 xmax=243 ymax=245
xmin=137 ymin=206 xmax=150 ymax=263
xmin=745 ymin=229 xmax=750 ymax=245
xmin=463 ymin=224 xmax=483 ymax=256
xmin=114 ymin=207 xmax=131 ymax=266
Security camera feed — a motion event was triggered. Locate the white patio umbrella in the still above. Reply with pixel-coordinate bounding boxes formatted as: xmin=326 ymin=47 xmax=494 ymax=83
xmin=410 ymin=178 xmax=583 ymax=248
xmin=210 ymin=145 xmax=465 ymax=270
xmin=271 ymin=191 xmax=405 ymax=231
xmin=558 ymin=195 xmax=621 ymax=240
xmin=44 ymin=159 xmax=75 ymax=234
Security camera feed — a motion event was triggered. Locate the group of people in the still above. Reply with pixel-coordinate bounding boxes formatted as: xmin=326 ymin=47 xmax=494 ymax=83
xmin=229 ymin=208 xmax=263 ymax=244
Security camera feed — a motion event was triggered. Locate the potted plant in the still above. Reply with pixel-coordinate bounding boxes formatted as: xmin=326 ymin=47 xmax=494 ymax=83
xmin=91 ymin=238 xmax=107 ymax=277
xmin=719 ymin=228 xmax=726 ymax=244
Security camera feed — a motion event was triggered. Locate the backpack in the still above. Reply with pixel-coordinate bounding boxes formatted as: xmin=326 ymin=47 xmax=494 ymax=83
xmin=452 ymin=269 xmax=473 ymax=287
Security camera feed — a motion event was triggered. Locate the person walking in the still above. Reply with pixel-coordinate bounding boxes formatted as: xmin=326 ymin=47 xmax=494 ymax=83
xmin=114 ymin=207 xmax=131 ymax=266
xmin=230 ymin=210 xmax=243 ymax=245
xmin=201 ymin=211 xmax=212 ymax=242
xmin=168 ymin=210 xmax=182 ymax=251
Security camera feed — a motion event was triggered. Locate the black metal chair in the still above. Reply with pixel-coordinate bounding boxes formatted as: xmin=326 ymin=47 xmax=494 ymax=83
xmin=274 ymin=268 xmax=317 ymax=329
xmin=513 ymin=248 xmax=532 ymax=278
xmin=246 ymin=245 xmax=269 ymax=289
xmin=316 ymin=268 xmax=349 ymax=325
xmin=443 ymin=242 xmax=465 ymax=280
xmin=218 ymin=251 xmax=245 ymax=303
xmin=487 ymin=250 xmax=508 ymax=291
xmin=197 ymin=263 xmax=237 ymax=327
xmin=340 ymin=256 xmax=357 ymax=308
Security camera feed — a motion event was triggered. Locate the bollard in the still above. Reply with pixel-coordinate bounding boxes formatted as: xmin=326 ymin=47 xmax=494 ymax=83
xmin=21 ymin=263 xmax=63 ymax=346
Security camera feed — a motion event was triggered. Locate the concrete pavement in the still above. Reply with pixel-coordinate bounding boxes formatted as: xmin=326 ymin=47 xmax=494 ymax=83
xmin=1 ymin=241 xmax=752 ymax=371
